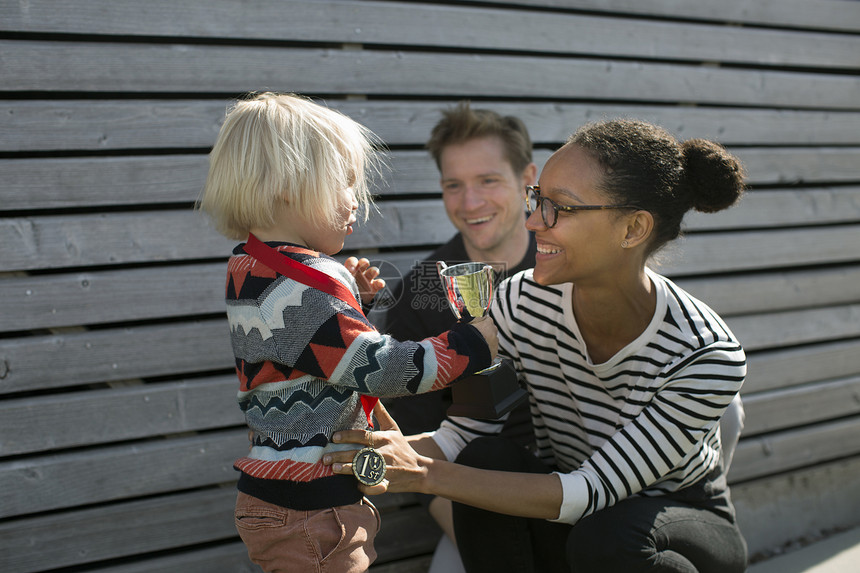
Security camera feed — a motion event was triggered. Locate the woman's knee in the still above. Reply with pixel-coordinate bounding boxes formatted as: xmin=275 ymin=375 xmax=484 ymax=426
xmin=567 ymin=512 xmax=644 ymax=567
xmin=566 ymin=499 xmax=746 ymax=573
xmin=565 ymin=498 xmax=668 ymax=571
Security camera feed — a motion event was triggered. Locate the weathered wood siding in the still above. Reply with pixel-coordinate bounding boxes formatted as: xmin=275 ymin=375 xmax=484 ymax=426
xmin=1 ymin=1 xmax=859 ymax=570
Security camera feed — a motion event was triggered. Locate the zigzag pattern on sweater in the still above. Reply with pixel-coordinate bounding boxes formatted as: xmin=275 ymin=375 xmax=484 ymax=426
xmin=241 ymin=385 xmax=355 ymax=417
xmin=225 ymin=242 xmax=490 ymax=509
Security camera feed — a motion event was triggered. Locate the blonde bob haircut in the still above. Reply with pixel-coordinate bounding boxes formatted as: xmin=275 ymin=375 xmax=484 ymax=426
xmin=199 ymin=92 xmax=382 ymax=241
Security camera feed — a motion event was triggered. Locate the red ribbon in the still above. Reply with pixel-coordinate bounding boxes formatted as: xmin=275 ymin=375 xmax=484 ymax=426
xmin=243 ymin=233 xmax=379 ymax=428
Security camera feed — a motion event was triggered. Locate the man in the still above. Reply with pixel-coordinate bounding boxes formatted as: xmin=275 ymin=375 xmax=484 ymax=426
xmin=383 ymin=101 xmax=537 ymax=440
xmin=380 ymin=101 xmax=538 ymax=572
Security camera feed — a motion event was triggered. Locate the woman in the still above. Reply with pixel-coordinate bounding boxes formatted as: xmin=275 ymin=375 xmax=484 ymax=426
xmin=326 ymin=118 xmax=748 ymax=572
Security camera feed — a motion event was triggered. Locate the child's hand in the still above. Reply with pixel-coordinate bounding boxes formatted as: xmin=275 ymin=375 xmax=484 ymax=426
xmin=345 ymin=257 xmax=385 ymax=305
xmin=469 ymin=316 xmax=498 ymax=360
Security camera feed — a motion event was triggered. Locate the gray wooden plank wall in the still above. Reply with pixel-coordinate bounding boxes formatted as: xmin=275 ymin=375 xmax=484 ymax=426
xmin=1 ymin=0 xmax=859 ymax=570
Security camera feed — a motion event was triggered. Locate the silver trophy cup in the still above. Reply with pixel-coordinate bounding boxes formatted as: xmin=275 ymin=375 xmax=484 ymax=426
xmin=436 ymin=261 xmax=495 ymax=322
xmin=437 ymin=261 xmax=528 ymax=418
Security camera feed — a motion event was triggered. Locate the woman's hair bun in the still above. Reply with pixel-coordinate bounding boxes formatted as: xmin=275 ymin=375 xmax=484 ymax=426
xmin=680 ymin=139 xmax=746 ymax=213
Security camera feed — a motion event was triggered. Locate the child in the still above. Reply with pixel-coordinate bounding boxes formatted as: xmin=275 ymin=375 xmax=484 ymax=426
xmin=197 ymin=92 xmax=497 ymax=573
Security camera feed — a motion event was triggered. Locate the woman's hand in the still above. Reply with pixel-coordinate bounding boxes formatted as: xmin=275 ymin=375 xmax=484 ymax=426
xmin=344 ymin=257 xmax=385 ymax=305
xmin=323 ymin=401 xmax=433 ymax=496
xmin=325 ymin=403 xmax=564 ymax=520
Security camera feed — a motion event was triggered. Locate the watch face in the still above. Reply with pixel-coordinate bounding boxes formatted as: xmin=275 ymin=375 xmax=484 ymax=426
xmin=352 ymin=447 xmax=386 ymax=486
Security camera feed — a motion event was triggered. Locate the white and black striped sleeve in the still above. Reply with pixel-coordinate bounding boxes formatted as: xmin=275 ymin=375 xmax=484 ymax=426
xmin=553 ymin=343 xmax=745 ymax=523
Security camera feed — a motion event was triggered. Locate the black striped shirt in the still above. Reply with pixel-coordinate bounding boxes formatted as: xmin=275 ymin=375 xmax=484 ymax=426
xmin=431 ymin=268 xmax=745 ymax=523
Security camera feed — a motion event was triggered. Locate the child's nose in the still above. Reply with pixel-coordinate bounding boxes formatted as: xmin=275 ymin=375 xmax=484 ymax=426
xmin=346 ymin=187 xmax=358 ymax=210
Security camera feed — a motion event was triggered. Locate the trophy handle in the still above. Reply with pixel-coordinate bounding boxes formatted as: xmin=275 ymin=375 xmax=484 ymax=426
xmin=482 ymin=265 xmax=495 ymax=313
xmin=436 ymin=260 xmax=448 ymax=278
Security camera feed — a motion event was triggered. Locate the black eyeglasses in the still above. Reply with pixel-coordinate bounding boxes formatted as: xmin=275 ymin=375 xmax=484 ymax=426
xmin=525 ymin=185 xmax=637 ymax=228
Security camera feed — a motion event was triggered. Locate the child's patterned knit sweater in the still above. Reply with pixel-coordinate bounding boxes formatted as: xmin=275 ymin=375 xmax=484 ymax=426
xmin=227 ymin=241 xmax=491 ymax=510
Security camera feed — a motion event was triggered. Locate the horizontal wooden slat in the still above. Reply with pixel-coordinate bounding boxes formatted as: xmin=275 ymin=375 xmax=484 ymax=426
xmin=0 ymin=429 xmax=246 ymax=519
xmin=0 ymin=376 xmax=241 ymax=456
xmin=0 ymin=487 xmax=242 ymax=573
xmin=7 ymin=0 xmax=858 ymax=36
xmin=744 ymin=339 xmax=860 ymax=395
xmin=0 ymin=155 xmax=212 ymax=209
xmin=741 ymin=376 xmax=860 ymax=437
xmin=3 ymin=1 xmax=858 ymax=69
xmin=0 ymin=211 xmax=231 ymax=270
xmin=732 ymin=456 xmax=860 ymax=557
xmin=354 ymin=200 xmax=456 ymax=251
xmin=1 ymin=100 xmax=227 ymax=152
xmin=0 ymin=264 xmax=230 ymax=329
xmin=686 ymin=187 xmax=860 ymax=232
xmin=3 ymin=41 xmax=860 ymax=109
xmin=362 ymin=250 xmax=434 ymax=284
xmin=84 ymin=542 xmax=257 ymax=573
xmin=726 ymin=303 xmax=860 ymax=352
xmin=676 ymin=265 xmax=860 ymax=317
xmin=729 ymin=416 xmax=860 ymax=483
xmin=0 ymin=208 xmax=452 ymax=273
xmin=653 ymin=226 xmax=860 ymax=277
xmin=4 ymin=147 xmax=860 ymax=213
xmin=475 ymin=0 xmax=860 ymax=33
xmin=732 ymin=147 xmax=860 ymax=185
xmin=0 ymin=319 xmax=233 ymax=395
xmin=6 ymin=100 xmax=860 ymax=153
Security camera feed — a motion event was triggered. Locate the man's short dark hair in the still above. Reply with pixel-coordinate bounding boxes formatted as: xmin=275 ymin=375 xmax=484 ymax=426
xmin=426 ymin=101 xmax=533 ymax=175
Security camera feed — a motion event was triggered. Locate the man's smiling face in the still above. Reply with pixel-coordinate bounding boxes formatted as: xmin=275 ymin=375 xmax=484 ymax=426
xmin=439 ymin=136 xmax=529 ymax=261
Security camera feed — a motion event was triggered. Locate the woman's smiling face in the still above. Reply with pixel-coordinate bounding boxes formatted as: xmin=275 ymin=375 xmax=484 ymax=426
xmin=527 ymin=144 xmax=631 ymax=287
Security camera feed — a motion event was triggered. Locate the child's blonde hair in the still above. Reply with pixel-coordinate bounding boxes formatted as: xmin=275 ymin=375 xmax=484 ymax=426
xmin=199 ymin=92 xmax=382 ymax=240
